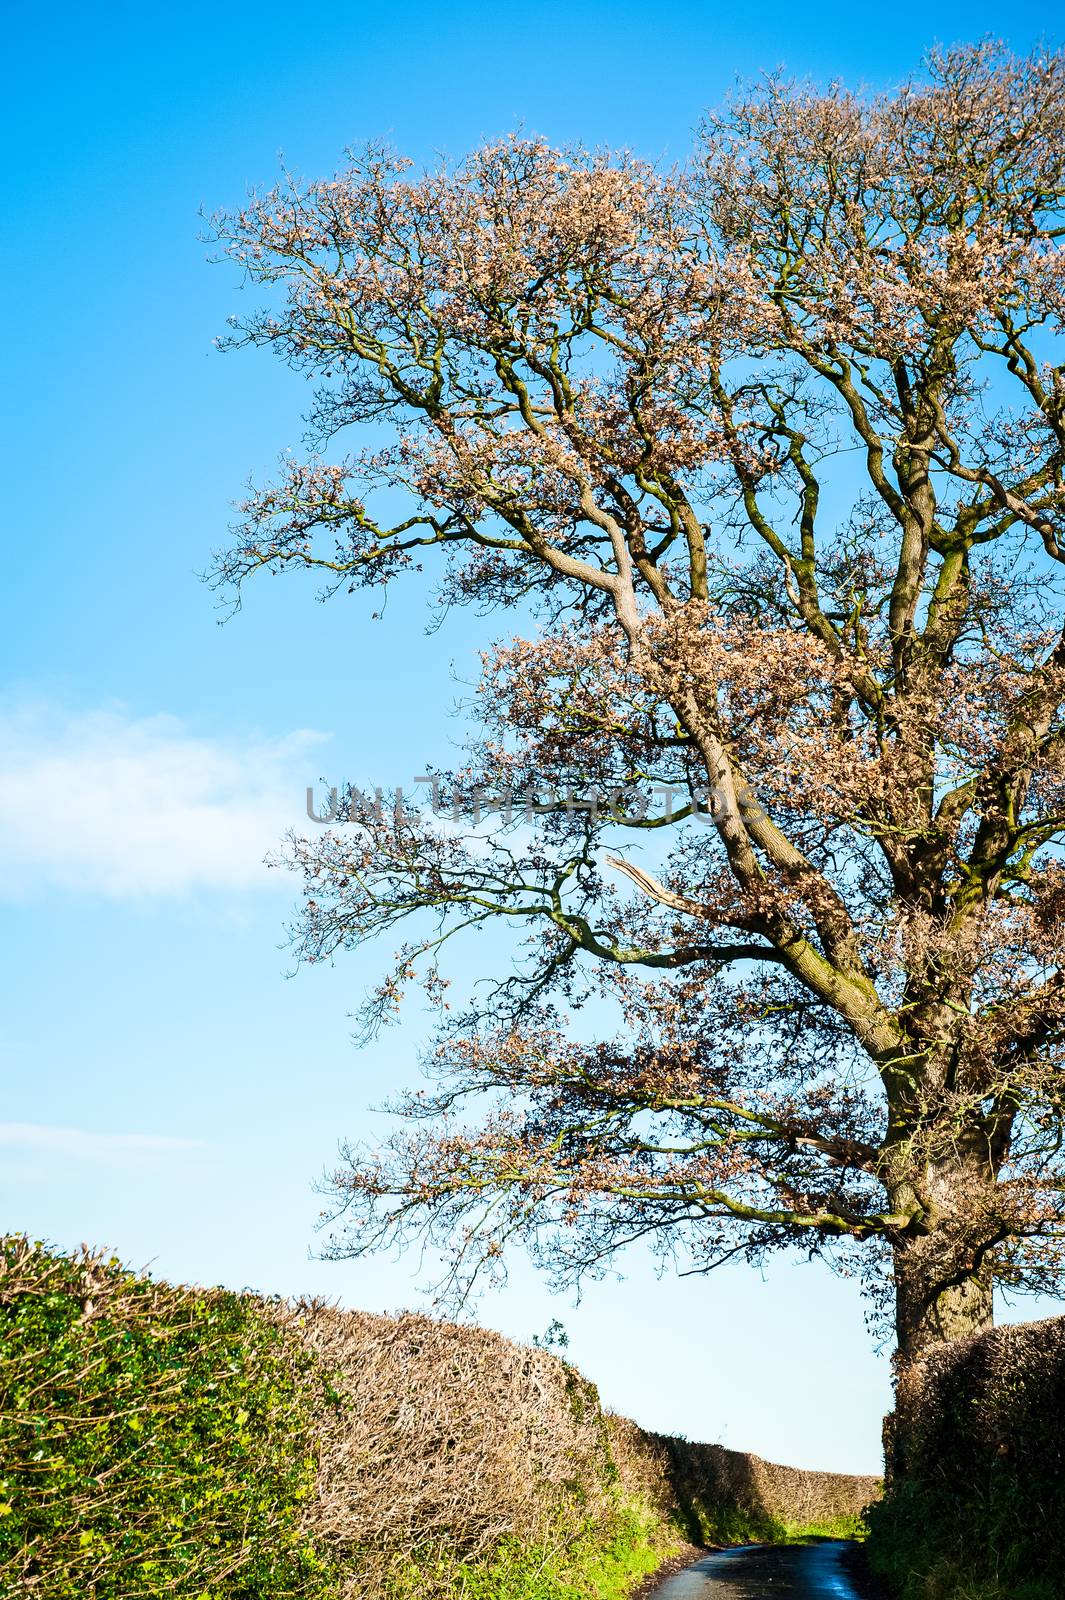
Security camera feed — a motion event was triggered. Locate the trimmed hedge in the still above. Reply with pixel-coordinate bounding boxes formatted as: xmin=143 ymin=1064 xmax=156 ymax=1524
xmin=866 ymin=1317 xmax=1065 ymax=1600
xmin=292 ymin=1299 xmax=672 ymax=1597
xmin=1 ymin=1236 xmax=878 ymax=1599
xmin=642 ymin=1432 xmax=875 ymax=1545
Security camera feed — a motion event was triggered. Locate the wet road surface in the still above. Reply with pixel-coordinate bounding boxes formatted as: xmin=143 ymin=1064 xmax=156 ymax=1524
xmin=650 ymin=1540 xmax=860 ymax=1599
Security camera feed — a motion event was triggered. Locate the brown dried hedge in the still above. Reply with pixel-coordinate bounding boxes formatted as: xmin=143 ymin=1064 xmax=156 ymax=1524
xmin=624 ymin=1427 xmax=880 ymax=1546
xmin=295 ymin=1303 xmax=620 ymax=1590
xmin=294 ymin=1301 xmax=880 ymax=1593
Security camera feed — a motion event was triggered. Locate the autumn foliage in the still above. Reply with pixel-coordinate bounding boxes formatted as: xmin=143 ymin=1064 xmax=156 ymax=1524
xmin=213 ymin=44 xmax=1065 ymax=1366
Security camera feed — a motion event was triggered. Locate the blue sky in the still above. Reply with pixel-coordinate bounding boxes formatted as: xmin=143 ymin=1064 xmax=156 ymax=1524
xmin=3 ymin=2 xmax=1059 ymax=1476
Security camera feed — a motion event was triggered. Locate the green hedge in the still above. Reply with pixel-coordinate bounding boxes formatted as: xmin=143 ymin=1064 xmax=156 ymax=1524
xmin=0 ymin=1236 xmax=336 ymax=1598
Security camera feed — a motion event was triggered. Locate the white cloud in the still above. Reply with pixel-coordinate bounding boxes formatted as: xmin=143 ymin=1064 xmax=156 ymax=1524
xmin=0 ymin=1122 xmax=204 ymax=1160
xmin=0 ymin=699 xmax=327 ymax=898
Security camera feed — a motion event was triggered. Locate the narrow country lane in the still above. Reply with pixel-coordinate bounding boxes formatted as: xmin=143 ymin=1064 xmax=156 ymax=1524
xmin=650 ymin=1540 xmax=862 ymax=1598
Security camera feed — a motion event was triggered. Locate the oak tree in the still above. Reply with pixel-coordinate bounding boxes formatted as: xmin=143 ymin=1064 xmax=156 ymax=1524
xmin=215 ymin=44 xmax=1065 ymax=1372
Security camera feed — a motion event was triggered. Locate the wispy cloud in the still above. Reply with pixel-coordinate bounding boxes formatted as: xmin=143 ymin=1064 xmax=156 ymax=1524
xmin=0 ymin=1122 xmax=205 ymax=1161
xmin=0 ymin=698 xmax=327 ymax=898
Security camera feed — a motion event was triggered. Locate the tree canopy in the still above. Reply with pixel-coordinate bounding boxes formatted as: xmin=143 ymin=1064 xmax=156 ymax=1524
xmin=214 ymin=42 xmax=1065 ymax=1362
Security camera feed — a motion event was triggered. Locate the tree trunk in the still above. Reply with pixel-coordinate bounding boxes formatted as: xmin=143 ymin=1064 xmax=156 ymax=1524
xmin=893 ymin=1238 xmax=994 ymax=1366
xmin=884 ymin=1133 xmax=999 ymax=1367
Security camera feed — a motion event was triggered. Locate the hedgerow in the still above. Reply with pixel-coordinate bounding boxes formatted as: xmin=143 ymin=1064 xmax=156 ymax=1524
xmin=866 ymin=1317 xmax=1065 ymax=1600
xmin=1 ymin=1235 xmax=877 ymax=1598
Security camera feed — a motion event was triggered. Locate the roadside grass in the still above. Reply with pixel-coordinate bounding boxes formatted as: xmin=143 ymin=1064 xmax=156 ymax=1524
xmin=383 ymin=1505 xmax=674 ymax=1600
xmin=886 ymin=1568 xmax=1056 ymax=1600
